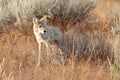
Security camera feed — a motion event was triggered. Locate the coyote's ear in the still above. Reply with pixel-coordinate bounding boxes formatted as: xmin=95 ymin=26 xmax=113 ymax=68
xmin=33 ymin=17 xmax=38 ymax=24
xmin=40 ymin=15 xmax=47 ymax=22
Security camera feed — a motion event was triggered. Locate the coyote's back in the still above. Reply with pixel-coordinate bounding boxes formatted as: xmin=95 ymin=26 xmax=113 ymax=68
xmin=46 ymin=26 xmax=62 ymax=43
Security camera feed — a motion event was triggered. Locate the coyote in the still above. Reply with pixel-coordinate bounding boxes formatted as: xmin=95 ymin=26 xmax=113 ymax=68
xmin=33 ymin=15 xmax=62 ymax=66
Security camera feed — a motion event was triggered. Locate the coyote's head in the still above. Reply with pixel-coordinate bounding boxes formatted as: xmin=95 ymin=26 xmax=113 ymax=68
xmin=33 ymin=15 xmax=47 ymax=34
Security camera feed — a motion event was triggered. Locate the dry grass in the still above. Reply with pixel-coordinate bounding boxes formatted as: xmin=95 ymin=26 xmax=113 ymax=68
xmin=0 ymin=57 xmax=110 ymax=80
xmin=0 ymin=0 xmax=120 ymax=80
xmin=0 ymin=21 xmax=113 ymax=80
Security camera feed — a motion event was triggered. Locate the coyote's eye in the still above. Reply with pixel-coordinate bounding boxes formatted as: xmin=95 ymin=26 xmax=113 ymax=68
xmin=39 ymin=25 xmax=41 ymax=28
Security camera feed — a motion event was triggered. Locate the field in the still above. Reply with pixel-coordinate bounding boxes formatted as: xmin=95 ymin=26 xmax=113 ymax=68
xmin=0 ymin=0 xmax=120 ymax=80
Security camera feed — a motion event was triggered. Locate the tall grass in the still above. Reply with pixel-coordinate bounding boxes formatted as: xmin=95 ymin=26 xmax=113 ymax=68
xmin=0 ymin=0 xmax=96 ymax=24
xmin=0 ymin=0 xmax=120 ymax=80
xmin=108 ymin=14 xmax=120 ymax=80
xmin=60 ymin=30 xmax=113 ymax=63
xmin=108 ymin=35 xmax=120 ymax=80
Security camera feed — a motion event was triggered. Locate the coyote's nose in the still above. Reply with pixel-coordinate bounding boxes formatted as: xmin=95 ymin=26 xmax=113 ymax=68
xmin=44 ymin=30 xmax=46 ymax=33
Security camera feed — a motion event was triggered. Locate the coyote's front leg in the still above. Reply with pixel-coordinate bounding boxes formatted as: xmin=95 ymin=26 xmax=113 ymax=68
xmin=36 ymin=42 xmax=42 ymax=67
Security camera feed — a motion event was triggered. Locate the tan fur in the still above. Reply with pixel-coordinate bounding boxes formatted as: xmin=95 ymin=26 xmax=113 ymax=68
xmin=33 ymin=15 xmax=62 ymax=66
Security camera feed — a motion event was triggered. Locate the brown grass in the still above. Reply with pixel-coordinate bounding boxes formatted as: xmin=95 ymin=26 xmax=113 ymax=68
xmin=0 ymin=0 xmax=120 ymax=80
xmin=0 ymin=20 xmax=113 ymax=80
xmin=0 ymin=57 xmax=110 ymax=80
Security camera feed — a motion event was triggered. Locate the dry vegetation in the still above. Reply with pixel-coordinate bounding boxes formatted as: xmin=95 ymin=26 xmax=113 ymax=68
xmin=0 ymin=0 xmax=120 ymax=80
